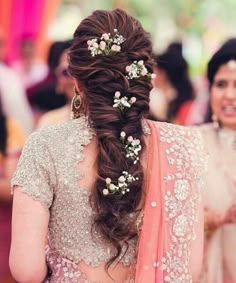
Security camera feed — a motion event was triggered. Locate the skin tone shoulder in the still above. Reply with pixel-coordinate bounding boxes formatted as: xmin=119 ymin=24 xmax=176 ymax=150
xmin=10 ymin=189 xmax=49 ymax=282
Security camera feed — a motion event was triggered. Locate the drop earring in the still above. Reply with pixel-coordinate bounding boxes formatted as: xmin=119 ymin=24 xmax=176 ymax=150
xmin=71 ymin=87 xmax=82 ymax=119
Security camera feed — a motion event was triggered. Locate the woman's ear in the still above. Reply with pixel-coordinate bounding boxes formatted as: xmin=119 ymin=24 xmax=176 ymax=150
xmin=73 ymin=79 xmax=80 ymax=91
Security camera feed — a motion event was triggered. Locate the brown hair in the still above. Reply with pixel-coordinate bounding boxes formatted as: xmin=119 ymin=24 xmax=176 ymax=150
xmin=68 ymin=9 xmax=154 ymax=267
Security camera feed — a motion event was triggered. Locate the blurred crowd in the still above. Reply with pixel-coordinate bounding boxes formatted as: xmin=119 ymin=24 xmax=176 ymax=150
xmin=0 ymin=20 xmax=236 ymax=283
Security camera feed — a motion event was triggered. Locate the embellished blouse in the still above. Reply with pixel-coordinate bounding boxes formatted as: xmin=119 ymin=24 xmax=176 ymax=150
xmin=12 ymin=117 xmax=206 ymax=283
xmin=197 ymin=124 xmax=236 ymax=283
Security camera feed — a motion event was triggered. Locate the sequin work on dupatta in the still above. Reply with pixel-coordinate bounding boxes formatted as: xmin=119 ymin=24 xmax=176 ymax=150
xmin=157 ymin=123 xmax=206 ymax=283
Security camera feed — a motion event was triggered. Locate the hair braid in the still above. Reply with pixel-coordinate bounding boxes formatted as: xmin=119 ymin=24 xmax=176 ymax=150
xmin=68 ymin=9 xmax=154 ymax=268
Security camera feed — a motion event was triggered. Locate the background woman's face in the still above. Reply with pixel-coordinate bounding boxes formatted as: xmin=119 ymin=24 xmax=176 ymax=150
xmin=55 ymin=50 xmax=74 ymax=100
xmin=211 ymin=62 xmax=236 ymax=130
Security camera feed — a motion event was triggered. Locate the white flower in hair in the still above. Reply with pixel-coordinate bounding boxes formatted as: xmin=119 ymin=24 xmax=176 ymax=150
xmin=87 ymin=39 xmax=101 ymax=57
xmin=87 ymin=29 xmax=126 ymax=57
xmin=113 ymin=91 xmax=136 ymax=111
xmin=120 ymin=132 xmax=142 ymax=164
xmin=103 ymin=130 xmax=142 ymax=196
xmin=120 ymin=131 xmax=126 ymax=138
xmin=104 ymin=171 xmax=139 ymax=196
xmin=125 ymin=60 xmax=155 ymax=80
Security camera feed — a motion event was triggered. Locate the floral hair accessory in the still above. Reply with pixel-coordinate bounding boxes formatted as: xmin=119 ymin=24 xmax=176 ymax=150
xmin=103 ymin=171 xmax=139 ymax=196
xmin=113 ymin=91 xmax=136 ymax=111
xmin=120 ymin=132 xmax=142 ymax=164
xmin=125 ymin=60 xmax=155 ymax=80
xmin=87 ymin=29 xmax=126 ymax=57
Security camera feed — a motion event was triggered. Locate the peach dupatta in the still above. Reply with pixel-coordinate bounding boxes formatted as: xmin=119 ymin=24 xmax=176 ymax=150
xmin=136 ymin=120 xmax=205 ymax=283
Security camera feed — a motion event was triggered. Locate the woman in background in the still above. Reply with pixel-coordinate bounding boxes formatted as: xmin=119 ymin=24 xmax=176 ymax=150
xmin=150 ymin=42 xmax=195 ymax=125
xmin=27 ymin=40 xmax=70 ymax=119
xmin=36 ymin=46 xmax=74 ymax=128
xmin=198 ymin=38 xmax=236 ymax=283
xmin=0 ymin=97 xmax=25 ymax=282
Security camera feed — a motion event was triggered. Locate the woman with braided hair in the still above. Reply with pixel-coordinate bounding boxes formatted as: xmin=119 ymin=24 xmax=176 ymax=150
xmin=10 ymin=9 xmax=206 ymax=283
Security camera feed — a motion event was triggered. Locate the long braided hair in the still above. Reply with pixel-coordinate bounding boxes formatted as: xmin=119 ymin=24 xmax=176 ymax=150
xmin=68 ymin=9 xmax=154 ymax=267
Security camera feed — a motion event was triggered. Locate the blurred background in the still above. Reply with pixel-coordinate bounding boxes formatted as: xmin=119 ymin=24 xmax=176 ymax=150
xmin=1 ymin=0 xmax=235 ymax=128
xmin=1 ymin=0 xmax=236 ymax=72
xmin=0 ymin=0 xmax=235 ymax=130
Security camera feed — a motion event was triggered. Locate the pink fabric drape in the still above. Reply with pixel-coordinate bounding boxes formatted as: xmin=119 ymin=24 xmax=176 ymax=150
xmin=0 ymin=0 xmax=12 ymax=53
xmin=8 ymin=0 xmax=46 ymax=62
xmin=135 ymin=120 xmax=204 ymax=283
xmin=136 ymin=120 xmax=164 ymax=282
xmin=0 ymin=0 xmax=60 ymax=62
xmin=36 ymin=0 xmax=61 ymax=61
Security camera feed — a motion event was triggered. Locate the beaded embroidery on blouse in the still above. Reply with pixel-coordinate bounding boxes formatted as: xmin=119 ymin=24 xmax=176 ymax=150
xmin=154 ymin=123 xmax=206 ymax=283
xmin=45 ymin=248 xmax=135 ymax=283
xmin=12 ymin=118 xmax=205 ymax=283
xmin=12 ymin=116 xmax=142 ymax=283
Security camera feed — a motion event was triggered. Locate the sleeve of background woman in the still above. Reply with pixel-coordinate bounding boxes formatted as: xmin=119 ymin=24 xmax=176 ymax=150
xmin=11 ymin=130 xmax=56 ymax=209
xmin=0 ymin=65 xmax=34 ymax=135
xmin=6 ymin=119 xmax=26 ymax=155
xmin=135 ymin=121 xmax=207 ymax=283
xmin=0 ymin=120 xmax=26 ymax=201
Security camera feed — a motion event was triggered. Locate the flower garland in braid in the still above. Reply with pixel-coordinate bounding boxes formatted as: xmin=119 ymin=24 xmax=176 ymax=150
xmin=86 ymin=30 xmax=156 ymax=197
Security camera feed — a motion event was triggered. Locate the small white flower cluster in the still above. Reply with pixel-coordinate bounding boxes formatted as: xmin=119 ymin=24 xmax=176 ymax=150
xmin=103 ymin=171 xmax=139 ymax=196
xmin=103 ymin=131 xmax=142 ymax=196
xmin=87 ymin=29 xmax=126 ymax=57
xmin=120 ymin=131 xmax=142 ymax=164
xmin=113 ymin=91 xmax=136 ymax=111
xmin=125 ymin=60 xmax=156 ymax=80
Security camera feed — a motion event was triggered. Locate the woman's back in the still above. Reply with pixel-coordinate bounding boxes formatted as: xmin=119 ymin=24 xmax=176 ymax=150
xmin=10 ymin=9 xmax=206 ymax=283
xmin=12 ymin=116 xmax=205 ymax=282
xmin=12 ymin=117 xmax=136 ymax=282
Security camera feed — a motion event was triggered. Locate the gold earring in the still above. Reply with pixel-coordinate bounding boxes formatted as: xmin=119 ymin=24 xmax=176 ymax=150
xmin=212 ymin=113 xmax=219 ymax=129
xmin=71 ymin=87 xmax=82 ymax=119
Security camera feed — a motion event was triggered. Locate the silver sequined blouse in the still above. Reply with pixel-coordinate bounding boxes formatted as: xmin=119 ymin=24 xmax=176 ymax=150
xmin=12 ymin=117 xmax=138 ymax=267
